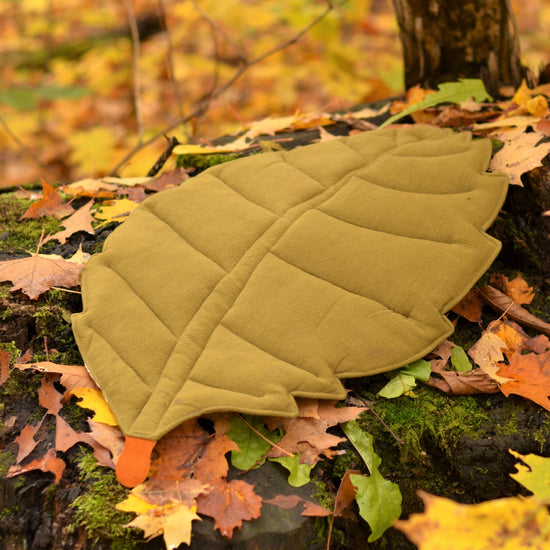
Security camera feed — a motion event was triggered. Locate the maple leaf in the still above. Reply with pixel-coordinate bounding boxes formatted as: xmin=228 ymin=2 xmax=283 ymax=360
xmin=93 ymin=198 xmax=139 ymax=224
xmin=497 ymin=351 xmax=550 ymax=411
xmin=20 ymin=180 xmax=74 ymax=220
xmin=144 ymin=167 xmax=191 ymax=193
xmin=450 ymin=289 xmax=484 ymax=323
xmin=395 ymin=490 xmax=550 ymax=549
xmin=43 ymin=200 xmax=95 ymax=245
xmin=0 ymin=251 xmax=84 ymax=299
xmin=121 ymin=499 xmax=201 ymax=548
xmin=196 ymin=479 xmax=262 ymax=538
xmin=489 ymin=272 xmax=534 ymax=305
xmin=489 ymin=130 xmax=550 ymax=186
xmin=266 ymin=399 xmax=365 ymax=464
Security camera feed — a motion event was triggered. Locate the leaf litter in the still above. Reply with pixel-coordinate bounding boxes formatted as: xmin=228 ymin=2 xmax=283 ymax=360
xmin=3 ymin=77 xmax=550 ymax=547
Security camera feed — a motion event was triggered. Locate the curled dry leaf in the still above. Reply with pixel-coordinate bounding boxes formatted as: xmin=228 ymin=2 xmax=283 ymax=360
xmin=426 ymin=364 xmax=499 ymax=395
xmin=478 ymin=286 xmax=550 ymax=337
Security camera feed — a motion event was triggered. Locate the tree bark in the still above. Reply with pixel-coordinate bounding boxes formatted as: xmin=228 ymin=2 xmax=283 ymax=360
xmin=392 ymin=0 xmax=524 ymax=95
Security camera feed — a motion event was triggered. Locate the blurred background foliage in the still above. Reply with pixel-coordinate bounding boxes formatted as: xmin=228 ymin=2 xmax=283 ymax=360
xmin=0 ymin=0 xmax=549 ymax=187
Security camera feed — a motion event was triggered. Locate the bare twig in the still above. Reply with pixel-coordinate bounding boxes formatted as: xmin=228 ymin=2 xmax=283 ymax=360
xmin=0 ymin=114 xmax=62 ymax=179
xmin=237 ymin=414 xmax=294 ymax=457
xmin=109 ymin=0 xmax=340 ymax=175
xmin=123 ymin=0 xmax=144 ymax=143
xmin=146 ymin=135 xmax=180 ymax=176
xmin=157 ymin=0 xmax=187 ymax=127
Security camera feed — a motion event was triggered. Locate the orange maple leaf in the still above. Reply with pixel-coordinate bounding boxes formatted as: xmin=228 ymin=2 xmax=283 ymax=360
xmin=498 ymin=351 xmax=550 ymax=411
xmin=20 ymin=181 xmax=74 ymax=220
xmin=0 ymin=252 xmax=84 ymax=299
xmin=43 ymin=200 xmax=95 ymax=245
xmin=196 ymin=479 xmax=262 ymax=538
xmin=490 ymin=273 xmax=534 ymax=305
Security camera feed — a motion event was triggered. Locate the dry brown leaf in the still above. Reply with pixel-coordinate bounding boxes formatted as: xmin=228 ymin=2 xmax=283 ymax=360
xmin=62 ymin=178 xmax=120 ymax=198
xmin=468 ymin=329 xmax=511 ymax=383
xmin=489 ymin=273 xmax=534 ymax=305
xmin=426 ymin=364 xmax=499 ymax=394
xmin=196 ymin=479 xmax=262 ymax=538
xmin=144 ymin=167 xmax=191 ymax=193
xmin=265 ymin=400 xmax=365 ymax=464
xmin=263 ymin=493 xmax=331 ymax=516
xmin=13 ymin=417 xmax=44 ymax=463
xmin=20 ymin=181 xmax=74 ymax=219
xmin=451 ymin=289 xmax=484 ymax=323
xmin=43 ymin=200 xmax=95 ymax=245
xmin=479 ymin=286 xmax=550 ymax=337
xmin=0 ymin=349 xmax=11 ymax=385
xmin=0 ymin=252 xmax=84 ymax=299
xmin=7 ymin=447 xmax=66 ymax=483
xmin=498 ymin=351 xmax=550 ymax=411
xmin=489 ymin=131 xmax=550 ymax=186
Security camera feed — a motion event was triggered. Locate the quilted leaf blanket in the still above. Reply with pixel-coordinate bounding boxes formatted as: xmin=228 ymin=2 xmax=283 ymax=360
xmin=72 ymin=126 xmax=508 ymax=486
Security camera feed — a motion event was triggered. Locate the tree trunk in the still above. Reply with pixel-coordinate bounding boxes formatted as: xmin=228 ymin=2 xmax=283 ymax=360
xmin=392 ymin=0 xmax=524 ymax=95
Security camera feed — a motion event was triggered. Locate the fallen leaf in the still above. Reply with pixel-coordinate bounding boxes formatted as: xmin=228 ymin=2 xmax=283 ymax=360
xmin=71 ymin=387 xmax=118 ymax=426
xmin=266 ymin=400 xmax=365 ymax=464
xmin=479 ymin=286 xmax=550 ymax=337
xmin=93 ymin=198 xmax=139 ymax=224
xmin=490 ymin=272 xmax=534 ymax=305
xmin=7 ymin=447 xmax=65 ymax=483
xmin=0 ymin=349 xmax=11 ymax=385
xmin=467 ymin=330 xmax=511 ymax=383
xmin=509 ymin=450 xmax=550 ymax=501
xmin=395 ymin=491 xmax=550 ymax=549
xmin=0 ymin=252 xmax=84 ymax=299
xmin=426 ymin=365 xmax=500 ymax=394
xmin=62 ymin=178 xmax=120 ymax=199
xmin=497 ymin=351 xmax=550 ymax=411
xmin=489 ymin=131 xmax=550 ymax=186
xmin=342 ymin=420 xmax=402 ymax=542
xmin=269 ymin=454 xmax=314 ymax=487
xmin=43 ymin=200 xmax=95 ymax=244
xmin=20 ymin=180 xmax=74 ymax=220
xmin=13 ymin=417 xmax=44 ymax=463
xmin=144 ymin=167 xmax=190 ymax=192
xmin=451 ymin=289 xmax=484 ymax=322
xmin=196 ymin=479 xmax=262 ymax=538
xmin=334 ymin=469 xmax=362 ymax=517
xmin=123 ymin=500 xmax=201 ymax=548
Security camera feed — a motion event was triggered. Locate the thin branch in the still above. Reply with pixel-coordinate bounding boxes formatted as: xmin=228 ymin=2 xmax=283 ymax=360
xmin=157 ymin=0 xmax=187 ymax=127
xmin=0 ymin=114 xmax=62 ymax=179
xmin=123 ymin=0 xmax=144 ymax=143
xmin=109 ymin=0 xmax=339 ymax=175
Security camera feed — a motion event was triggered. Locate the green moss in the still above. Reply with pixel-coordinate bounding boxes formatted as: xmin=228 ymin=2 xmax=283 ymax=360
xmin=69 ymin=448 xmax=141 ymax=548
xmin=176 ymin=152 xmax=242 ymax=173
xmin=0 ymin=450 xmax=16 ymax=477
xmin=0 ymin=194 xmax=61 ymax=253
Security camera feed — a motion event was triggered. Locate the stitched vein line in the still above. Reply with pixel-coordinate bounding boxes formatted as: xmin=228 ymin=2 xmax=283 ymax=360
xmin=317 ymin=208 xmax=463 ymax=246
xmin=87 ymin=324 xmax=153 ymax=390
xmin=104 ymin=263 xmax=179 ymax=339
xmin=143 ymin=205 xmax=228 ymax=274
xmin=268 ymin=250 xmax=410 ymax=320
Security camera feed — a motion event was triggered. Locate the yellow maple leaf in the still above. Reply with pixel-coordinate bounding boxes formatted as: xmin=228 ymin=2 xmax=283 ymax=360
xmin=510 ymin=450 xmax=550 ymax=501
xmin=93 ymin=198 xmax=139 ymax=224
xmin=71 ymin=387 xmax=118 ymax=426
xmin=395 ymin=490 xmax=550 ymax=550
xmin=122 ymin=500 xmax=201 ymax=548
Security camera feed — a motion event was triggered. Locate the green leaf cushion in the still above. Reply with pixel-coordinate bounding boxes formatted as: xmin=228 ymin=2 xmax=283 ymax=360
xmin=72 ymin=126 xmax=508 ymax=443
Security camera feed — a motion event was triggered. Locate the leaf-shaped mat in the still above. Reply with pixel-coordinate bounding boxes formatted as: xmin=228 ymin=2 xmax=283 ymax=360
xmin=72 ymin=126 xmax=508 ymax=485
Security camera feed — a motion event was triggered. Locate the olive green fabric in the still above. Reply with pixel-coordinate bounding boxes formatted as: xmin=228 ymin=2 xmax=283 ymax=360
xmin=72 ymin=126 xmax=508 ymax=441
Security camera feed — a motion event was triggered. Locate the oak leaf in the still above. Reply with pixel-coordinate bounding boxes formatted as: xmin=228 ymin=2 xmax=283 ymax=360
xmin=0 ymin=252 xmax=84 ymax=299
xmin=7 ymin=447 xmax=66 ymax=483
xmin=43 ymin=200 xmax=95 ymax=244
xmin=71 ymin=387 xmax=118 ymax=426
xmin=489 ymin=130 xmax=550 ymax=186
xmin=20 ymin=181 xmax=74 ymax=219
xmin=497 ymin=351 xmax=550 ymax=411
xmin=196 ymin=479 xmax=262 ymax=538
xmin=450 ymin=289 xmax=484 ymax=323
xmin=489 ymin=272 xmax=534 ymax=305
xmin=13 ymin=417 xmax=44 ymax=463
xmin=144 ymin=168 xmax=191 ymax=193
